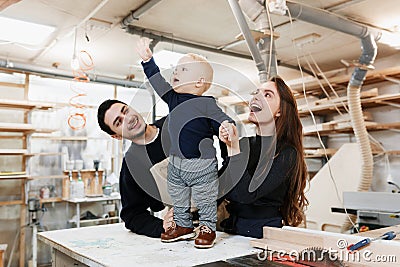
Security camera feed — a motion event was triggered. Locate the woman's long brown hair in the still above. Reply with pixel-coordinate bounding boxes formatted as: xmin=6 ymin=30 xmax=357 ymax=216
xmin=271 ymin=76 xmax=309 ymax=226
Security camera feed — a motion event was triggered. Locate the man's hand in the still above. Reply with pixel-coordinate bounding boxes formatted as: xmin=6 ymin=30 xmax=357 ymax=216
xmin=136 ymin=37 xmax=153 ymax=62
xmin=163 ymin=207 xmax=174 ymax=231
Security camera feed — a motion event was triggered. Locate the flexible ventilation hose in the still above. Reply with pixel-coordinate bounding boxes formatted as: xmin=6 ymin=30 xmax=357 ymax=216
xmin=348 ymin=85 xmax=374 ymax=192
xmin=342 ymin=35 xmax=377 ymax=231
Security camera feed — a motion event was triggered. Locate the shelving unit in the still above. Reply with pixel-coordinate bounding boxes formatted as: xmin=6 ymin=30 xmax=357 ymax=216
xmin=293 ymin=66 xmax=400 ymax=179
xmin=289 ymin=66 xmax=400 ymax=97
xmin=0 ymin=75 xmax=56 ymax=267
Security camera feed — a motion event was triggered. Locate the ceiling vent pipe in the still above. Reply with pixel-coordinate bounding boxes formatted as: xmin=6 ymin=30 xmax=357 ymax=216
xmin=284 ymin=1 xmax=379 ymax=229
xmin=121 ymin=0 xmax=162 ymax=28
xmin=0 ymin=58 xmax=144 ymax=88
xmin=227 ymin=0 xmax=270 ymax=82
xmin=0 ymin=58 xmax=157 ymax=122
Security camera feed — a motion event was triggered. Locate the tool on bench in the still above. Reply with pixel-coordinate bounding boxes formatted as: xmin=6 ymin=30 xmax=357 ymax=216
xmin=348 ymin=231 xmax=399 ymax=251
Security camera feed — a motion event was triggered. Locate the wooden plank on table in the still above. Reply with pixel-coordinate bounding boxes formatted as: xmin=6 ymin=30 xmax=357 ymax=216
xmin=354 ymin=225 xmax=400 ymax=240
xmin=252 ymin=226 xmax=400 ymax=266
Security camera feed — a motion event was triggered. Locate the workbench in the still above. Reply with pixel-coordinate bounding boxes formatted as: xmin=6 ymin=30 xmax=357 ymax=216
xmin=38 ymin=223 xmax=259 ymax=267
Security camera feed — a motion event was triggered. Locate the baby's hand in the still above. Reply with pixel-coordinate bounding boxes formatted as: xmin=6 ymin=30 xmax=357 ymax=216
xmin=135 ymin=37 xmax=153 ymax=62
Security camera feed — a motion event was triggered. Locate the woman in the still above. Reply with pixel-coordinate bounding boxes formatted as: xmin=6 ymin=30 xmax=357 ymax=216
xmin=218 ymin=76 xmax=309 ymax=238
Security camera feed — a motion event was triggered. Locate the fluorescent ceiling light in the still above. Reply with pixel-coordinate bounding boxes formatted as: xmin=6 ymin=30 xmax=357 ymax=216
xmin=0 ymin=16 xmax=55 ymax=45
xmin=152 ymin=50 xmax=185 ymax=69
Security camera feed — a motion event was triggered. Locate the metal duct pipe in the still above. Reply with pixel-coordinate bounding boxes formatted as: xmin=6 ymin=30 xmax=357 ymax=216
xmin=227 ymin=0 xmax=268 ymax=82
xmin=0 ymin=59 xmax=144 ymax=88
xmin=121 ymin=0 xmax=162 ymax=28
xmin=258 ymin=37 xmax=278 ymax=79
xmin=124 ymin=25 xmax=314 ymax=75
xmin=286 ymin=1 xmax=381 ymax=40
xmin=126 ymin=25 xmax=253 ymax=61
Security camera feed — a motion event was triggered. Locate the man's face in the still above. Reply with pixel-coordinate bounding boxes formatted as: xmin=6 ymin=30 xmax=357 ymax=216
xmin=171 ymin=55 xmax=207 ymax=95
xmin=104 ymin=103 xmax=146 ymax=141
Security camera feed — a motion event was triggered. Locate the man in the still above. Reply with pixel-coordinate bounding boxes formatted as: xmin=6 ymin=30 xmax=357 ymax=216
xmin=97 ymin=99 xmax=170 ymax=237
xmin=97 ymin=99 xmax=228 ymax=238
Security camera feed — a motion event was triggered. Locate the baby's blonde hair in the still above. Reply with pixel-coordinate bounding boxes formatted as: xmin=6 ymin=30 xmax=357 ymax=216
xmin=186 ymin=53 xmax=214 ymax=91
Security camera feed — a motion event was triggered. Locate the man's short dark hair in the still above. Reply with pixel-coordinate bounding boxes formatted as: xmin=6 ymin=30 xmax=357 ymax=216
xmin=97 ymin=99 xmax=126 ymax=135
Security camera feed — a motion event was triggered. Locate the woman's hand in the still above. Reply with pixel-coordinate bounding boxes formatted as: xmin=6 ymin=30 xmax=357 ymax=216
xmin=219 ymin=121 xmax=240 ymax=156
xmin=135 ymin=37 xmax=153 ymax=62
xmin=163 ymin=207 xmax=174 ymax=231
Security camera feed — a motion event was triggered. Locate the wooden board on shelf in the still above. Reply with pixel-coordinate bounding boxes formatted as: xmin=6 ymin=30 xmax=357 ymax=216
xmin=0 ymin=172 xmax=28 ymax=180
xmin=24 ymin=152 xmax=65 ymax=157
xmin=0 ymin=149 xmax=28 ymax=155
xmin=40 ymin=197 xmax=63 ymax=204
xmin=0 ymin=122 xmax=55 ymax=133
xmin=305 ymin=148 xmax=337 ymax=158
xmin=0 ymin=98 xmax=55 ymax=110
xmin=303 ymin=121 xmax=336 ymax=134
xmin=0 ymin=200 xmax=23 ymax=205
xmin=303 ymin=121 xmax=400 ymax=136
xmin=29 ymin=175 xmax=67 ymax=180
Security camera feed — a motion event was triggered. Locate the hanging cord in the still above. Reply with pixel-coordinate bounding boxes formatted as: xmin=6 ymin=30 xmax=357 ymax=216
xmin=68 ymin=50 xmax=94 ymax=130
xmin=265 ymin=0 xmax=274 ymax=77
xmin=287 ymin=8 xmax=359 ymax=233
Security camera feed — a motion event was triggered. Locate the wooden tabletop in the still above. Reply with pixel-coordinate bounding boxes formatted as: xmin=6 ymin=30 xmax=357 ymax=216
xmin=38 ymin=223 xmax=258 ymax=267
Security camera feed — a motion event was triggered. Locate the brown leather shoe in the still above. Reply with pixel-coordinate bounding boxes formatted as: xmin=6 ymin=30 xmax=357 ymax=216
xmin=161 ymin=222 xmax=195 ymax=242
xmin=194 ymin=225 xmax=216 ymax=248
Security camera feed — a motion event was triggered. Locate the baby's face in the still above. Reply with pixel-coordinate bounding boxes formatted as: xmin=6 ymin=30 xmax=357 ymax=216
xmin=171 ymin=55 xmax=207 ymax=95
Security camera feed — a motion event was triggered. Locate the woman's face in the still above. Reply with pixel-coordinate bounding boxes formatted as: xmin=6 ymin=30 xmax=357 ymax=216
xmin=248 ymin=81 xmax=281 ymax=125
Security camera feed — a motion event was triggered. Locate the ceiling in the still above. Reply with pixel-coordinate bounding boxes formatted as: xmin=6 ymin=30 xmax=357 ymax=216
xmin=0 ymin=0 xmax=399 ymax=91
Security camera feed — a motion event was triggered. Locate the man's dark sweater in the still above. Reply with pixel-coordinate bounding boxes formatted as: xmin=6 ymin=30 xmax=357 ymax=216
xmin=120 ymin=117 xmax=169 ymax=238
